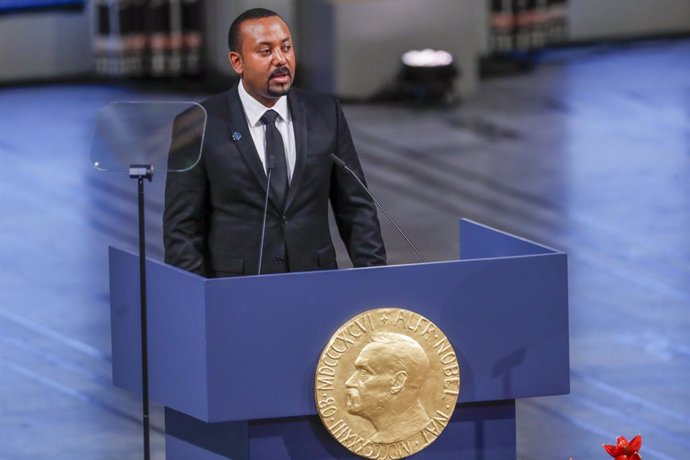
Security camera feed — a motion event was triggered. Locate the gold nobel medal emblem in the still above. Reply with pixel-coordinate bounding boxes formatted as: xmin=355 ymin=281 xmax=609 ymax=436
xmin=315 ymin=308 xmax=460 ymax=459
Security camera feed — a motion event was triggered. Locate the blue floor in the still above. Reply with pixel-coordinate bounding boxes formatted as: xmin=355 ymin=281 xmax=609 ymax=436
xmin=0 ymin=39 xmax=688 ymax=459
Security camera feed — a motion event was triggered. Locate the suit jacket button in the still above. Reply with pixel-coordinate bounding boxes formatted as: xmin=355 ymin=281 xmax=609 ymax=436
xmin=276 ymin=255 xmax=285 ymax=264
xmin=281 ymin=216 xmax=288 ymax=224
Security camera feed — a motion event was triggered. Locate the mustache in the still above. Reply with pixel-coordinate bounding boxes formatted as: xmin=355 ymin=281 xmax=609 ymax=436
xmin=270 ymin=67 xmax=290 ymax=79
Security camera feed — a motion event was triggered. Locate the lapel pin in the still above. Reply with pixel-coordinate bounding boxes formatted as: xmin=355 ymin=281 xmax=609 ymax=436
xmin=232 ymin=131 xmax=242 ymax=141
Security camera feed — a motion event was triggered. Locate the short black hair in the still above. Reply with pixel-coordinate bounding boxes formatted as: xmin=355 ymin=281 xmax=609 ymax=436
xmin=228 ymin=8 xmax=282 ymax=52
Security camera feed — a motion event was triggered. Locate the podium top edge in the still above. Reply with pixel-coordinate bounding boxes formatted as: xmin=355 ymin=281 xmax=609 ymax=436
xmin=109 ymin=246 xmax=565 ymax=285
xmin=459 ymin=218 xmax=565 ymax=255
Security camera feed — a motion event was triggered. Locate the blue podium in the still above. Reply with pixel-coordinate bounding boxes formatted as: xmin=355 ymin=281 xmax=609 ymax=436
xmin=109 ymin=219 xmax=569 ymax=459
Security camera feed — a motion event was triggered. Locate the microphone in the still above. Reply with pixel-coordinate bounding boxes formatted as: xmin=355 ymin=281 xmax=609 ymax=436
xmin=330 ymin=153 xmax=427 ymax=263
xmin=257 ymin=156 xmax=274 ymax=275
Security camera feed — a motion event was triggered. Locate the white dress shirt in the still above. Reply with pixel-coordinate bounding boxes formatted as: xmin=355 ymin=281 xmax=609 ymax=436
xmin=238 ymin=79 xmax=297 ymax=182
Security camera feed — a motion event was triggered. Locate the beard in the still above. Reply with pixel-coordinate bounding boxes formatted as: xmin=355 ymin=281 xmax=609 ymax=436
xmin=267 ymin=84 xmax=291 ymax=97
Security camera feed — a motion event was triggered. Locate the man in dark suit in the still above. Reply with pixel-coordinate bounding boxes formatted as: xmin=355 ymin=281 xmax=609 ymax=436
xmin=164 ymin=8 xmax=386 ymax=277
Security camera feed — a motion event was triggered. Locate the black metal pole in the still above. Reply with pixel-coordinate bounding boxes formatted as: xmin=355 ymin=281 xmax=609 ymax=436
xmin=137 ymin=176 xmax=150 ymax=460
xmin=130 ymin=164 xmax=153 ymax=460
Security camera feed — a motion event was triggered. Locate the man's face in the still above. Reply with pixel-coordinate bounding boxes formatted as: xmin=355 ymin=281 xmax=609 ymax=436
xmin=228 ymin=16 xmax=295 ymax=107
xmin=345 ymin=344 xmax=394 ymax=418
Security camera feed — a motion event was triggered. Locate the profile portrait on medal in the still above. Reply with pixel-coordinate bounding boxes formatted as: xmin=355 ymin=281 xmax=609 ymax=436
xmin=345 ymin=332 xmax=432 ymax=443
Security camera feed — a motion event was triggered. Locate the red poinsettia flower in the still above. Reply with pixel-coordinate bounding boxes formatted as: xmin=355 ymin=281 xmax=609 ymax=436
xmin=603 ymin=434 xmax=642 ymax=460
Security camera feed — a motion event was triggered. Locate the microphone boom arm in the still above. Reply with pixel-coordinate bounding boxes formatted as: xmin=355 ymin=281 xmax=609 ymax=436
xmin=330 ymin=154 xmax=427 ymax=263
xmin=257 ymin=166 xmax=273 ymax=275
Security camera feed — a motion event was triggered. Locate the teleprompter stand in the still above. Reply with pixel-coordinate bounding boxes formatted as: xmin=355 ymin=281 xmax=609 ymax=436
xmin=91 ymin=101 xmax=206 ymax=460
xmin=130 ymin=164 xmax=154 ymax=460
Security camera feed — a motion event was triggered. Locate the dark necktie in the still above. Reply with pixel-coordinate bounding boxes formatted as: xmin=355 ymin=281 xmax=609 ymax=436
xmin=260 ymin=109 xmax=289 ymax=210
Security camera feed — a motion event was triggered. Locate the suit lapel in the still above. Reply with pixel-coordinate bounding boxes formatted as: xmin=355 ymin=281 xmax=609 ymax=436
xmin=223 ymin=86 xmax=268 ymax=197
xmin=285 ymin=90 xmax=308 ymax=214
